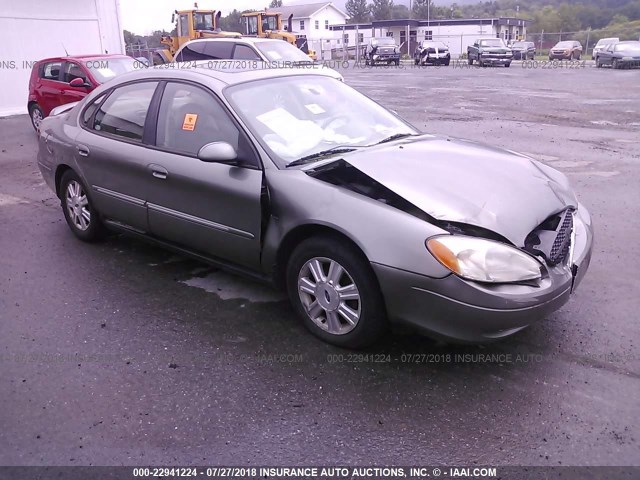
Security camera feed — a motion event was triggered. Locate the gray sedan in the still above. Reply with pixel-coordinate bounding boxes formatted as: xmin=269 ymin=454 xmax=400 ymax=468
xmin=36 ymin=66 xmax=593 ymax=348
xmin=595 ymin=41 xmax=640 ymax=69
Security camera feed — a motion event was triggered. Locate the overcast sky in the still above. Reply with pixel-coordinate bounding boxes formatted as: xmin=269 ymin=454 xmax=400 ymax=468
xmin=120 ymin=0 xmax=357 ymax=35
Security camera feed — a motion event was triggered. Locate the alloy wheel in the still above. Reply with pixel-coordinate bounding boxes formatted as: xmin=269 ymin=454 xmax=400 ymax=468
xmin=65 ymin=180 xmax=91 ymax=231
xmin=31 ymin=108 xmax=43 ymax=131
xmin=297 ymin=257 xmax=361 ymax=335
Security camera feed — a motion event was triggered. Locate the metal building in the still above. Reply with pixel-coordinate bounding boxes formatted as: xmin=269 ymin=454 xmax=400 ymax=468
xmin=0 ymin=0 xmax=125 ymax=116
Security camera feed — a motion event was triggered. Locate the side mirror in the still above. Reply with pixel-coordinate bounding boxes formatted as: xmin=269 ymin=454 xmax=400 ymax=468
xmin=198 ymin=142 xmax=238 ymax=163
xmin=69 ymin=78 xmax=89 ymax=88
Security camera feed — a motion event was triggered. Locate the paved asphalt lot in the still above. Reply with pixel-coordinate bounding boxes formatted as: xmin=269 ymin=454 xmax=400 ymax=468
xmin=1 ymin=61 xmax=639 ymax=467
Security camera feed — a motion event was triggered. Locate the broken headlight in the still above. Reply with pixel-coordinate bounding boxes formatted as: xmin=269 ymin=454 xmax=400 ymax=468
xmin=426 ymin=235 xmax=542 ymax=283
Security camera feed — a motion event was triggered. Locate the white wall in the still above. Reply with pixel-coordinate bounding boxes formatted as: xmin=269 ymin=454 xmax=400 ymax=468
xmin=306 ymin=5 xmax=347 ymax=40
xmin=0 ymin=0 xmax=125 ymax=116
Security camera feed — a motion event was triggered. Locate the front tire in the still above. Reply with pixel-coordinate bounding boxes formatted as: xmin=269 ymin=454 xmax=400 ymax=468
xmin=60 ymin=170 xmax=106 ymax=242
xmin=613 ymin=59 xmax=619 ymax=69
xmin=286 ymin=236 xmax=387 ymax=348
xmin=29 ymin=103 xmax=44 ymax=132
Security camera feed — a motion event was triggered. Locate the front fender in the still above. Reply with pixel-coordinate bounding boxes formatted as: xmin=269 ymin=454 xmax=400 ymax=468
xmin=261 ymin=169 xmax=452 ymax=279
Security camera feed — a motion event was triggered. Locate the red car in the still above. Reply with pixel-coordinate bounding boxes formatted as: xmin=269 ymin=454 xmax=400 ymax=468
xmin=27 ymin=54 xmax=140 ymax=131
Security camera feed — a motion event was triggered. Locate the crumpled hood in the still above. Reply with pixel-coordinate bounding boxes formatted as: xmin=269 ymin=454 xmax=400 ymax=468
xmin=341 ymin=136 xmax=577 ymax=246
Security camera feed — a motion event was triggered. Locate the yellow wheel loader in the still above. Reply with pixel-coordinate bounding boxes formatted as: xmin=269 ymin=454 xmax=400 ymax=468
xmin=241 ymin=12 xmax=317 ymax=60
xmin=155 ymin=9 xmax=242 ymax=64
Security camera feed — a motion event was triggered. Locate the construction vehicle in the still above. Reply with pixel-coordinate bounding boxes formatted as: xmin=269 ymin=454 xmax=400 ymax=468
xmin=155 ymin=8 xmax=242 ymax=63
xmin=241 ymin=12 xmax=317 ymax=60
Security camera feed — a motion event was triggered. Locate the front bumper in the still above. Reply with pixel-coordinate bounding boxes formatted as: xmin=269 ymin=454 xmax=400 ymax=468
xmin=479 ymin=55 xmax=512 ymax=64
xmin=373 ymin=206 xmax=593 ymax=343
xmin=419 ymin=54 xmax=450 ymax=65
xmin=512 ymin=51 xmax=531 ymax=59
xmin=549 ymin=52 xmax=572 ymax=60
xmin=372 ymin=54 xmax=400 ymax=63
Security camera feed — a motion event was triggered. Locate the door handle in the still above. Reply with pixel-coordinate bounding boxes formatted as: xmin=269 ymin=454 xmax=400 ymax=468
xmin=76 ymin=145 xmax=90 ymax=157
xmin=150 ymin=164 xmax=168 ymax=180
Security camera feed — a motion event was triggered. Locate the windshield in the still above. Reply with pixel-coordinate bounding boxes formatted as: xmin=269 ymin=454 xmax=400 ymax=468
xmin=555 ymin=41 xmax=574 ymax=48
xmin=225 ymin=75 xmax=417 ymax=168
xmin=615 ymin=42 xmax=640 ymax=52
xmin=423 ymin=42 xmax=447 ymax=49
xmin=255 ymin=41 xmax=312 ymax=63
xmin=479 ymin=39 xmax=505 ymax=47
xmin=372 ymin=38 xmax=396 ymax=46
xmin=596 ymin=38 xmax=618 ymax=46
xmin=83 ymin=57 xmax=138 ymax=83
xmin=512 ymin=42 xmax=527 ymax=48
xmin=194 ymin=12 xmax=214 ymax=30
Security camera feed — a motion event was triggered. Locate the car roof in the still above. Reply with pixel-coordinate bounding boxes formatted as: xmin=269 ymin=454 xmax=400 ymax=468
xmin=99 ymin=62 xmax=340 ymax=90
xmin=181 ymin=37 xmax=285 ymax=45
xmin=37 ymin=54 xmax=129 ymax=63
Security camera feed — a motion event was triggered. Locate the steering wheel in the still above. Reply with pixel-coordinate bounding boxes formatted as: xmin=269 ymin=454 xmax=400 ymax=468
xmin=321 ymin=114 xmax=350 ymax=130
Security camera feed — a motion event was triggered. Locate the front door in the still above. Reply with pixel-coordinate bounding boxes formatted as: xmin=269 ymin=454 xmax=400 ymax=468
xmin=145 ymin=81 xmax=263 ymax=270
xmin=60 ymin=61 xmax=92 ymax=104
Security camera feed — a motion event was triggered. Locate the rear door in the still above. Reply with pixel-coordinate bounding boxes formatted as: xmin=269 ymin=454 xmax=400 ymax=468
xmin=145 ymin=81 xmax=263 ymax=269
xmin=37 ymin=61 xmax=64 ymax=115
xmin=75 ymin=81 xmax=160 ymax=232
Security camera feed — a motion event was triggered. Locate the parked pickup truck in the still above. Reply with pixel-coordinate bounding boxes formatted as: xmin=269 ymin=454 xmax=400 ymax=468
xmin=468 ymin=38 xmax=513 ymax=67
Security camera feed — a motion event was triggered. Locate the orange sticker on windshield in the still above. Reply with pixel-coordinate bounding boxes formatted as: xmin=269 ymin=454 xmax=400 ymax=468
xmin=182 ymin=114 xmax=198 ymax=131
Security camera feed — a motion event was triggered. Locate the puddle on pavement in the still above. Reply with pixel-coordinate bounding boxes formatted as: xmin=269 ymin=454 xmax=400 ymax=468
xmin=181 ymin=270 xmax=286 ymax=303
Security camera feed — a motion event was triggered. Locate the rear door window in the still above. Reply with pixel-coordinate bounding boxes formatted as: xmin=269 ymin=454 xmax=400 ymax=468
xmin=92 ymin=82 xmax=158 ymax=142
xmin=203 ymin=42 xmax=234 ymax=59
xmin=176 ymin=42 xmax=207 ymax=62
xmin=233 ymin=45 xmax=261 ymax=61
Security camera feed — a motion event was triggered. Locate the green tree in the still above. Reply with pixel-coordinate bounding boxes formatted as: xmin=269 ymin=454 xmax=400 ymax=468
xmin=346 ymin=0 xmax=371 ymax=23
xmin=412 ymin=0 xmax=433 ymax=20
xmin=391 ymin=4 xmax=410 ymax=19
xmin=219 ymin=9 xmax=255 ymax=33
xmin=269 ymin=0 xmax=283 ymax=7
xmin=371 ymin=0 xmax=394 ymax=20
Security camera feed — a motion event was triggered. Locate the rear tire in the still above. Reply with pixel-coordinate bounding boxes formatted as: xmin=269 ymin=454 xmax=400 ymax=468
xmin=595 ymin=56 xmax=602 ymax=68
xmin=468 ymin=56 xmax=473 ymax=65
xmin=29 ymin=103 xmax=44 ymax=132
xmin=60 ymin=170 xmax=106 ymax=242
xmin=504 ymin=62 xmax=511 ymax=68
xmin=286 ymin=236 xmax=387 ymax=349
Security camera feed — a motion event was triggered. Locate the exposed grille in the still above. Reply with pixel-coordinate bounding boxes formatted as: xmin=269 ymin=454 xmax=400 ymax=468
xmin=524 ymin=209 xmax=574 ymax=266
xmin=549 ymin=211 xmax=573 ymax=264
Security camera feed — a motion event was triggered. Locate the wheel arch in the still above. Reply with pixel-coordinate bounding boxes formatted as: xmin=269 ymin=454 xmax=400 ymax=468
xmin=272 ymin=223 xmax=373 ymax=291
xmin=54 ymin=164 xmax=74 ymax=198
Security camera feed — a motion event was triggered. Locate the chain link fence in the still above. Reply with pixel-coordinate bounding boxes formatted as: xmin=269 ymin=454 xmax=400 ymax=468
xmin=527 ymin=29 xmax=640 ymax=58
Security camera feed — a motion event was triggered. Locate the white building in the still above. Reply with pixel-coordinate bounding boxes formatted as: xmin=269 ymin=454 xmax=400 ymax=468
xmin=266 ymin=2 xmax=349 ymax=59
xmin=332 ymin=17 xmax=530 ymax=58
xmin=0 ymin=0 xmax=125 ymax=116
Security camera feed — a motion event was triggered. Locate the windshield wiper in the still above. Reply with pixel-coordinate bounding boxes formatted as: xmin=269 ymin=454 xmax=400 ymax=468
xmin=374 ymin=133 xmax=417 ymax=145
xmin=286 ymin=147 xmax=357 ymax=168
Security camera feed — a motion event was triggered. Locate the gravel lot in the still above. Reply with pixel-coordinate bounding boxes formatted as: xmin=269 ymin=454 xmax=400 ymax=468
xmin=1 ymin=62 xmax=639 ymax=467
